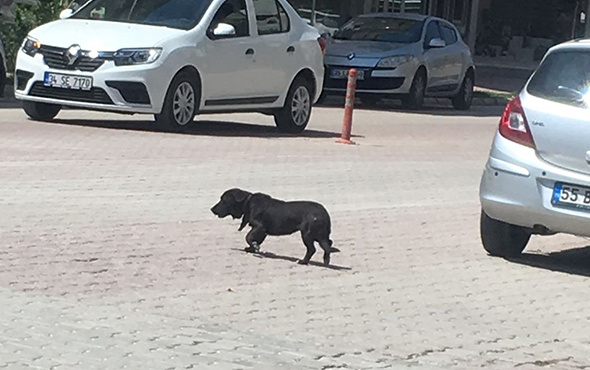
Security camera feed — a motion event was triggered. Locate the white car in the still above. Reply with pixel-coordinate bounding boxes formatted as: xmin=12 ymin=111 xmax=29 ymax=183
xmin=480 ymin=39 xmax=590 ymax=257
xmin=14 ymin=0 xmax=325 ymax=133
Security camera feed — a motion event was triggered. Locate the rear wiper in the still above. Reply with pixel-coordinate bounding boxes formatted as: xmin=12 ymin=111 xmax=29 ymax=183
xmin=557 ymin=85 xmax=584 ymax=100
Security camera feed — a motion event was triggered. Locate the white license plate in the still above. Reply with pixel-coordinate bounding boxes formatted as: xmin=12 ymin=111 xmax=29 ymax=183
xmin=44 ymin=72 xmax=93 ymax=91
xmin=329 ymin=68 xmax=365 ymax=80
xmin=552 ymin=182 xmax=590 ymax=210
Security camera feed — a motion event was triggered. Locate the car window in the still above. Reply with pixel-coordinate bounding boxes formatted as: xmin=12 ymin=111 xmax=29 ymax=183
xmin=440 ymin=23 xmax=457 ymax=45
xmin=333 ymin=16 xmax=424 ymax=43
xmin=71 ymin=0 xmax=214 ymax=30
xmin=252 ymin=0 xmax=290 ymax=35
xmin=527 ymin=50 xmax=590 ymax=108
xmin=424 ymin=21 xmax=442 ymax=45
xmin=209 ymin=0 xmax=249 ymax=38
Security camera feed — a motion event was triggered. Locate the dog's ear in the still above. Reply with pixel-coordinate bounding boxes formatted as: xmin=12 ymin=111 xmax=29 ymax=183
xmin=232 ymin=189 xmax=251 ymax=203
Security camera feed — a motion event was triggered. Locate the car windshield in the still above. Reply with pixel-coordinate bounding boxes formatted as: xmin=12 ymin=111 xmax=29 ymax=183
xmin=333 ymin=16 xmax=423 ymax=43
xmin=71 ymin=0 xmax=213 ymax=30
xmin=527 ymin=50 xmax=590 ymax=108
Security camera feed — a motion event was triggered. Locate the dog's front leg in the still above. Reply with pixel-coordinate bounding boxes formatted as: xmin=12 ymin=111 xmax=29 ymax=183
xmin=245 ymin=225 xmax=266 ymax=253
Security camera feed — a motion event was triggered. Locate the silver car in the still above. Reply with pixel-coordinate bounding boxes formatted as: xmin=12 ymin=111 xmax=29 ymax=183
xmin=322 ymin=13 xmax=475 ymax=110
xmin=480 ymin=39 xmax=590 ymax=257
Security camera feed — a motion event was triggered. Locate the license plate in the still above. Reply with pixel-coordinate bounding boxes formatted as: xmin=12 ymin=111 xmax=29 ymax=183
xmin=329 ymin=68 xmax=365 ymax=80
xmin=552 ymin=182 xmax=590 ymax=211
xmin=44 ymin=72 xmax=93 ymax=91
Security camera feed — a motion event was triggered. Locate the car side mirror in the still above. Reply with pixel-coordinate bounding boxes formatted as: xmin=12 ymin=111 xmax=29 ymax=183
xmin=428 ymin=38 xmax=446 ymax=48
xmin=59 ymin=8 xmax=74 ymax=19
xmin=212 ymin=23 xmax=237 ymax=38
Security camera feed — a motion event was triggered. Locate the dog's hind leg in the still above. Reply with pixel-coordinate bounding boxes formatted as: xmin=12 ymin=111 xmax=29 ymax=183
xmin=318 ymin=239 xmax=335 ymax=266
xmin=299 ymin=232 xmax=316 ymax=265
xmin=245 ymin=225 xmax=266 ymax=253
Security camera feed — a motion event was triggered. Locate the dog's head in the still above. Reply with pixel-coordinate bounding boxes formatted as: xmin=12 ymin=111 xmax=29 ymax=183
xmin=211 ymin=188 xmax=252 ymax=219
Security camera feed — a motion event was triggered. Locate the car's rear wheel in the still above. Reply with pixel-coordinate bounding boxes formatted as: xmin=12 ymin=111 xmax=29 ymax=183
xmin=155 ymin=71 xmax=199 ymax=132
xmin=402 ymin=69 xmax=426 ymax=110
xmin=480 ymin=210 xmax=531 ymax=257
xmin=274 ymin=77 xmax=312 ymax=134
xmin=452 ymin=70 xmax=474 ymax=110
xmin=22 ymin=101 xmax=61 ymax=121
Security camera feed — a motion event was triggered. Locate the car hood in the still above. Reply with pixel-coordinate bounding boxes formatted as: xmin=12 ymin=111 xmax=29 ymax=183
xmin=28 ymin=19 xmax=185 ymax=50
xmin=325 ymin=39 xmax=415 ymax=59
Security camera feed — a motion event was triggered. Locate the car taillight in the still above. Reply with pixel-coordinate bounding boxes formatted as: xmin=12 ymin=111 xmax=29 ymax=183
xmin=498 ymin=96 xmax=536 ymax=149
xmin=317 ymin=37 xmax=327 ymax=55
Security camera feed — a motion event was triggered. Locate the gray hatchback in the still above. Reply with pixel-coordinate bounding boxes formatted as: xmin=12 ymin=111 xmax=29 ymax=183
xmin=322 ymin=13 xmax=475 ymax=110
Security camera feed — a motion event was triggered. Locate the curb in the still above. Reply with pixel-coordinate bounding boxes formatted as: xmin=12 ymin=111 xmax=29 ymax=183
xmin=426 ymin=96 xmax=509 ymax=107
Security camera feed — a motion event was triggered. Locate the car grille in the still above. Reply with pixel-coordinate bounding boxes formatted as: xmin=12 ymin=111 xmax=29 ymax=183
xmin=39 ymin=45 xmax=107 ymax=72
xmin=29 ymin=82 xmax=114 ymax=105
xmin=324 ymin=67 xmax=405 ymax=91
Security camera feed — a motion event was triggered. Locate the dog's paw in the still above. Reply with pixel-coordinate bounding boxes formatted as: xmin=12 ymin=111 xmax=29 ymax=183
xmin=244 ymin=246 xmax=257 ymax=253
xmin=297 ymin=260 xmax=309 ymax=265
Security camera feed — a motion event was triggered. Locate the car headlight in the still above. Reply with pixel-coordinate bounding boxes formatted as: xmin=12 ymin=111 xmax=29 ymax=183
xmin=22 ymin=37 xmax=41 ymax=57
xmin=376 ymin=55 xmax=413 ymax=69
xmin=113 ymin=48 xmax=162 ymax=66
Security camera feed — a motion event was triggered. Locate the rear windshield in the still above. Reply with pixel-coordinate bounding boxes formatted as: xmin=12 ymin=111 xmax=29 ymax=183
xmin=333 ymin=16 xmax=424 ymax=43
xmin=71 ymin=0 xmax=213 ymax=30
xmin=527 ymin=50 xmax=590 ymax=108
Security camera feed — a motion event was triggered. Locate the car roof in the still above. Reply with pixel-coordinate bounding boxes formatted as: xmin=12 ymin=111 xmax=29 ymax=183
xmin=357 ymin=12 xmax=430 ymax=22
xmin=550 ymin=38 xmax=590 ymax=52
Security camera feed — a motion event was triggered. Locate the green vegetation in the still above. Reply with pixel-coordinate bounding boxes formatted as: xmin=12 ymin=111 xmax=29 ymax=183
xmin=0 ymin=1 xmax=70 ymax=71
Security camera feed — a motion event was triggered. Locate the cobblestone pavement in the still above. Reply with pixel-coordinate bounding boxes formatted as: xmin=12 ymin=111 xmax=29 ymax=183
xmin=2 ymin=106 xmax=590 ymax=369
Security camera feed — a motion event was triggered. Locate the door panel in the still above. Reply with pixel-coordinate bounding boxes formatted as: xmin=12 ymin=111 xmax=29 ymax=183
xmin=422 ymin=20 xmax=446 ymax=89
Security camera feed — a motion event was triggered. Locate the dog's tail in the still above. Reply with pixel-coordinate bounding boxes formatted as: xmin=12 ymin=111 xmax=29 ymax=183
xmin=320 ymin=239 xmax=340 ymax=253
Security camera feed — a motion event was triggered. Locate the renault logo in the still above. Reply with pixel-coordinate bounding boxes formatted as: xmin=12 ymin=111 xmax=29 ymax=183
xmin=347 ymin=52 xmax=355 ymax=60
xmin=64 ymin=44 xmax=81 ymax=66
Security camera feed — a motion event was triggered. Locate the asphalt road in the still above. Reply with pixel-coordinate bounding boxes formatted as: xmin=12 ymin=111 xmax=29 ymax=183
xmin=2 ymin=104 xmax=590 ymax=370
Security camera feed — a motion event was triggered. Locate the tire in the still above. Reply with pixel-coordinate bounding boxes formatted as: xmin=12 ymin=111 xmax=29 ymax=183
xmin=274 ymin=77 xmax=312 ymax=134
xmin=155 ymin=71 xmax=199 ymax=132
xmin=452 ymin=71 xmax=474 ymax=110
xmin=480 ymin=210 xmax=531 ymax=257
xmin=0 ymin=58 xmax=5 ymax=98
xmin=402 ymin=69 xmax=426 ymax=110
xmin=22 ymin=101 xmax=61 ymax=121
xmin=315 ymin=91 xmax=328 ymax=105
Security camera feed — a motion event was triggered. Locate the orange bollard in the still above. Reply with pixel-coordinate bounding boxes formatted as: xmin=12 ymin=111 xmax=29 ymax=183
xmin=336 ymin=68 xmax=357 ymax=145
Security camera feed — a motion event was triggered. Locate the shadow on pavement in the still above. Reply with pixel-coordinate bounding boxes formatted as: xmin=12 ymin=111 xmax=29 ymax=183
xmin=317 ymin=96 xmax=505 ymax=118
xmin=50 ymin=118 xmax=360 ymax=139
xmin=507 ymin=246 xmax=590 ymax=277
xmin=231 ymin=248 xmax=352 ymax=271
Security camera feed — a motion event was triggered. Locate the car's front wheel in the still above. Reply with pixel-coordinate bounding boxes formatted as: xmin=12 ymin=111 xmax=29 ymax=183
xmin=452 ymin=71 xmax=474 ymax=110
xmin=274 ymin=78 xmax=312 ymax=134
xmin=402 ymin=69 xmax=426 ymax=110
xmin=22 ymin=101 xmax=61 ymax=121
xmin=155 ymin=71 xmax=199 ymax=132
xmin=0 ymin=57 xmax=6 ymax=98
xmin=480 ymin=210 xmax=531 ymax=257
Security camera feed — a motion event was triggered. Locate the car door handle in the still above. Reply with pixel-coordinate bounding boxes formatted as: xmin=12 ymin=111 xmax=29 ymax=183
xmin=287 ymin=46 xmax=295 ymax=53
xmin=245 ymin=48 xmax=255 ymax=56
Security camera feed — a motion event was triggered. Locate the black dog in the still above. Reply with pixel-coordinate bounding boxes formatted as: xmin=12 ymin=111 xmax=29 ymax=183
xmin=211 ymin=188 xmax=339 ymax=265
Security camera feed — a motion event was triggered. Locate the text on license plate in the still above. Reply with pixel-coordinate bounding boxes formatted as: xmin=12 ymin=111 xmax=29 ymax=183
xmin=330 ymin=69 xmax=365 ymax=80
xmin=552 ymin=182 xmax=590 ymax=210
xmin=44 ymin=72 xmax=92 ymax=91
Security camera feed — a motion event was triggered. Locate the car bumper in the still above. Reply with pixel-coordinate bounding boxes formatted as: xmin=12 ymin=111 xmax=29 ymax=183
xmin=14 ymin=51 xmax=170 ymax=114
xmin=323 ymin=61 xmax=415 ymax=95
xmin=480 ymin=132 xmax=590 ymax=237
